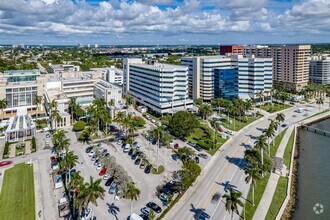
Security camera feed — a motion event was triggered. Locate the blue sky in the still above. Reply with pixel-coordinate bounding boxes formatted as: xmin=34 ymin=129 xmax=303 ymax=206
xmin=0 ymin=0 xmax=329 ymax=45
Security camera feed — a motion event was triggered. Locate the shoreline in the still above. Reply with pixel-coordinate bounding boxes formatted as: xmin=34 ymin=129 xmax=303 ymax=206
xmin=282 ymin=114 xmax=330 ymax=219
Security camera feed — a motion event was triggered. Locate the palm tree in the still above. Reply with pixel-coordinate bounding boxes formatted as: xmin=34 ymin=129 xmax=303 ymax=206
xmin=108 ymin=99 xmax=115 ymax=108
xmin=244 ymin=167 xmax=262 ymax=206
xmin=115 ymin=111 xmax=125 ymax=131
xmin=256 ymin=91 xmax=264 ymax=106
xmin=316 ymin=97 xmax=324 ymax=112
xmin=223 ymin=187 xmax=244 ymax=220
xmin=198 ymin=104 xmax=213 ymax=120
xmin=68 ymin=97 xmax=77 ymax=124
xmin=263 ymin=126 xmax=275 ymax=156
xmin=0 ymin=98 xmax=8 ymax=122
xmin=126 ymin=183 xmax=141 ymax=216
xmin=63 ymin=150 xmax=79 ymax=172
xmin=254 ymin=135 xmax=267 ymax=171
xmin=151 ymin=126 xmax=165 ymax=172
xmin=125 ymin=95 xmax=134 ymax=114
xmin=244 ymin=149 xmax=261 ymax=168
xmin=275 ymin=113 xmax=285 ymax=125
xmin=268 ymin=119 xmax=280 ymax=146
xmin=33 ymin=95 xmax=42 ymax=112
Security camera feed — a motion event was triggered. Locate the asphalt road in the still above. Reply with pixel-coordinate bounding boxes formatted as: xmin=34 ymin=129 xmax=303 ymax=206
xmin=167 ymin=101 xmax=329 ymax=220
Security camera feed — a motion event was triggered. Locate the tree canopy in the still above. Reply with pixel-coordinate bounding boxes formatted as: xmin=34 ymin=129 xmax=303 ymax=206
xmin=169 ymin=111 xmax=199 ymax=137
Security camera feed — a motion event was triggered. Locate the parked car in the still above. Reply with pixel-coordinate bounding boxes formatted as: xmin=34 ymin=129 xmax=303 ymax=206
xmin=161 ymin=187 xmax=174 ymax=196
xmin=195 ymin=156 xmax=200 ymax=164
xmin=103 ymin=173 xmax=110 ymax=180
xmin=0 ymin=161 xmax=13 ymax=167
xmin=158 ymin=193 xmax=168 ymax=201
xmin=145 ymin=165 xmax=152 ymax=174
xmin=104 ymin=153 xmax=110 ymax=157
xmin=99 ymin=167 xmax=107 ymax=176
xmin=225 ymin=130 xmax=233 ymax=135
xmin=85 ymin=147 xmax=93 ymax=153
xmin=131 ymin=154 xmax=137 ymax=160
xmin=91 ymin=155 xmax=97 ymax=161
xmin=140 ymin=162 xmax=146 ymax=169
xmin=141 ymin=207 xmax=151 ymax=215
xmin=179 ymin=137 xmax=187 ymax=142
xmin=198 ymin=153 xmax=208 ymax=159
xmin=146 ymin=202 xmax=162 ymax=213
xmin=50 ymin=156 xmax=56 ymax=163
xmin=96 ymin=164 xmax=103 ymax=170
xmin=194 ymin=145 xmax=203 ymax=152
xmin=88 ymin=151 xmax=95 ymax=157
xmin=281 ymin=123 xmax=288 ymax=127
xmin=46 ymin=134 xmax=51 ymax=138
xmin=134 ymin=158 xmax=141 ymax=165
xmin=174 ymin=143 xmax=179 ymax=149
xmin=108 ymin=182 xmax=117 ymax=194
xmin=133 ymin=141 xmax=138 ymax=147
xmin=188 ymin=142 xmax=196 ymax=147
xmin=139 ymin=213 xmax=151 ymax=220
xmin=128 ymin=149 xmax=134 ymax=156
xmin=105 ymin=177 xmax=114 ymax=187
xmin=123 ymin=144 xmax=130 ymax=153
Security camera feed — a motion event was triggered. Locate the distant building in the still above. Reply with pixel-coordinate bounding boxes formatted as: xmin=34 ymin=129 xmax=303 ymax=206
xmin=90 ymin=67 xmax=123 ymax=85
xmin=220 ymin=45 xmax=244 ymax=55
xmin=244 ymin=45 xmax=311 ymax=90
xmin=0 ymin=69 xmax=45 ymax=116
xmin=49 ymin=64 xmax=80 ymax=74
xmin=309 ymin=55 xmax=330 ymax=85
xmin=123 ymin=58 xmax=193 ymax=114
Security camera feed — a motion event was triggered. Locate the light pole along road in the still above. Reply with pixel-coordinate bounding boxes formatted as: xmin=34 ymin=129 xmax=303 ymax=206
xmin=166 ymin=102 xmax=327 ymax=220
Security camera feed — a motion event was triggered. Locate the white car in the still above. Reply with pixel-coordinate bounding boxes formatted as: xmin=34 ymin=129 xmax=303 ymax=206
xmin=96 ymin=164 xmax=103 ymax=170
xmin=88 ymin=150 xmax=95 ymax=157
xmin=225 ymin=130 xmax=234 ymax=135
xmin=103 ymin=173 xmax=110 ymax=180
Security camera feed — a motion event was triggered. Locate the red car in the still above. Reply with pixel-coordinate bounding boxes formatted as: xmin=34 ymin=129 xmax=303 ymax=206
xmin=50 ymin=156 xmax=56 ymax=163
xmin=99 ymin=167 xmax=107 ymax=176
xmin=0 ymin=161 xmax=13 ymax=167
xmin=174 ymin=143 xmax=179 ymax=149
xmin=218 ymin=129 xmax=224 ymax=132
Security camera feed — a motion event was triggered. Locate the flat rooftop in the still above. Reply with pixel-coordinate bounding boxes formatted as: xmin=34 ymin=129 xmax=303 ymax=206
xmin=2 ymin=69 xmax=40 ymax=76
xmin=131 ymin=62 xmax=187 ymax=72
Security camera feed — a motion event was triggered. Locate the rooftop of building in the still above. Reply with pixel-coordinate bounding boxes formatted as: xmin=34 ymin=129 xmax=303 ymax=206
xmin=1 ymin=69 xmax=40 ymax=76
xmin=61 ymin=75 xmax=95 ymax=82
xmin=131 ymin=62 xmax=187 ymax=72
xmin=182 ymin=55 xmax=228 ymax=59
xmin=96 ymin=79 xmax=122 ymax=90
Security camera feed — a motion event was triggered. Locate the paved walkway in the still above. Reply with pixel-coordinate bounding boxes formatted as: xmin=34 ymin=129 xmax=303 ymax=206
xmin=252 ymin=127 xmax=294 ymax=220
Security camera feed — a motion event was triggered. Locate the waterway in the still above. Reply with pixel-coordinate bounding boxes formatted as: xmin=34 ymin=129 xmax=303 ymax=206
xmin=292 ymin=119 xmax=330 ymax=220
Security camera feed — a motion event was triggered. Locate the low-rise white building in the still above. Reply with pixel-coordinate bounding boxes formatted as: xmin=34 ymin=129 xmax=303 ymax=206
xmin=94 ymin=79 xmax=123 ymax=107
xmin=49 ymin=64 xmax=80 ymax=74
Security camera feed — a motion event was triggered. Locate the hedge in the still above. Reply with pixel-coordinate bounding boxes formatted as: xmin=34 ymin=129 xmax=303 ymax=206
xmin=73 ymin=121 xmax=86 ymax=131
xmin=31 ymin=137 xmax=37 ymax=152
xmin=3 ymin=141 xmax=10 ymax=159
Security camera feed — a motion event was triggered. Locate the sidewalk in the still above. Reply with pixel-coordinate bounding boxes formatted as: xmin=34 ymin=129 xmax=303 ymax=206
xmin=252 ymin=126 xmax=293 ymax=220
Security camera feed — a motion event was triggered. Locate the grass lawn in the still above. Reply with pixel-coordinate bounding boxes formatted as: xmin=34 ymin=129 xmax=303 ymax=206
xmin=283 ymin=130 xmax=295 ymax=169
xmin=0 ymin=163 xmax=35 ymax=220
xmin=244 ymin=172 xmax=271 ymax=220
xmin=306 ymin=109 xmax=330 ymax=120
xmin=187 ymin=123 xmax=228 ymax=155
xmin=259 ymin=103 xmax=291 ymax=113
xmin=265 ymin=176 xmax=288 ymax=220
xmin=221 ymin=115 xmax=262 ymax=132
xmin=270 ymin=128 xmax=288 ymax=157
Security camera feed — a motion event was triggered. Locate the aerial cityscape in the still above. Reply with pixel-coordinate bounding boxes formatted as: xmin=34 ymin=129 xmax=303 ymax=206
xmin=0 ymin=1 xmax=329 ymax=220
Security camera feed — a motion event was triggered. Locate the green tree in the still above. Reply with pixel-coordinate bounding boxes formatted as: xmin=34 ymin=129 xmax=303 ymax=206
xmin=0 ymin=98 xmax=8 ymax=116
xmin=68 ymin=97 xmax=77 ymax=123
xmin=194 ymin=98 xmax=203 ymax=106
xmin=198 ymin=104 xmax=213 ymax=120
xmin=73 ymin=121 xmax=86 ymax=131
xmin=223 ymin=187 xmax=244 ymax=220
xmin=125 ymin=95 xmax=134 ymax=113
xmin=263 ymin=126 xmax=275 ymax=156
xmin=316 ymin=97 xmax=324 ymax=112
xmin=126 ymin=183 xmax=141 ymax=216
xmin=33 ymin=95 xmax=43 ymax=111
xmin=244 ymin=167 xmax=262 ymax=206
xmin=254 ymin=135 xmax=267 ymax=173
xmin=178 ymin=146 xmax=196 ymax=161
xmin=169 ymin=111 xmax=199 ymax=137
xmin=149 ymin=209 xmax=156 ymax=220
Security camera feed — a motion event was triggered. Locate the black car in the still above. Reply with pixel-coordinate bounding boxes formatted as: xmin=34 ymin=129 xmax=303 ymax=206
xmin=134 ymin=158 xmax=141 ymax=165
xmin=140 ymin=214 xmax=150 ymax=220
xmin=195 ymin=156 xmax=200 ymax=164
xmin=128 ymin=149 xmax=134 ymax=156
xmin=131 ymin=154 xmax=137 ymax=160
xmin=198 ymin=153 xmax=208 ymax=159
xmin=211 ymin=193 xmax=221 ymax=204
xmin=145 ymin=165 xmax=152 ymax=174
xmin=281 ymin=123 xmax=288 ymax=127
xmin=161 ymin=187 xmax=174 ymax=196
xmin=136 ymin=151 xmax=145 ymax=157
xmin=195 ymin=145 xmax=203 ymax=152
xmin=179 ymin=137 xmax=187 ymax=142
xmin=102 ymin=149 xmax=108 ymax=154
xmin=105 ymin=177 xmax=114 ymax=186
xmin=146 ymin=202 xmax=162 ymax=213
xmin=104 ymin=153 xmax=110 ymax=157
xmin=85 ymin=147 xmax=93 ymax=153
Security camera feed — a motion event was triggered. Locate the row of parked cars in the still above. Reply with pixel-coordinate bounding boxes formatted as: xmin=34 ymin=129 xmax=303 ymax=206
xmin=85 ymin=144 xmax=118 ymax=194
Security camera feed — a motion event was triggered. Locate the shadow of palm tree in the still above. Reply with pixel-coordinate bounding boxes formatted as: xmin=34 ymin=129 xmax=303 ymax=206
xmin=190 ymin=204 xmax=210 ymax=220
xmin=225 ymin=156 xmax=246 ymax=170
xmin=107 ymin=202 xmax=120 ymax=220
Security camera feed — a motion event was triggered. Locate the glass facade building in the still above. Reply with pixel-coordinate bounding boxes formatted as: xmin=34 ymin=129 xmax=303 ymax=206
xmin=214 ymin=67 xmax=238 ymax=100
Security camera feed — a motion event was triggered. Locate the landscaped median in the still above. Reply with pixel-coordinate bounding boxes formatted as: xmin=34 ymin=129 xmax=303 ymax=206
xmin=258 ymin=103 xmax=292 ymax=113
xmin=221 ymin=115 xmax=263 ymax=132
xmin=0 ymin=163 xmax=35 ymax=220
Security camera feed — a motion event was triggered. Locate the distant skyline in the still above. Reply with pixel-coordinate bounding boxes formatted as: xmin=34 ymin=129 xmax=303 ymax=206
xmin=0 ymin=0 xmax=329 ymax=45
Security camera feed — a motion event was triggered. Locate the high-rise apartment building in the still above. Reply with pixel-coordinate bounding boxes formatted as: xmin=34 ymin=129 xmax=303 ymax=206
xmin=309 ymin=55 xmax=330 ymax=85
xmin=181 ymin=56 xmax=232 ymax=100
xmin=244 ymin=45 xmax=311 ymax=90
xmin=220 ymin=45 xmax=244 ymax=55
xmin=123 ymin=59 xmax=193 ymax=114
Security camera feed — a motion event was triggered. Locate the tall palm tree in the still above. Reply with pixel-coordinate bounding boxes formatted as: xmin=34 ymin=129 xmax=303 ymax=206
xmin=254 ymin=135 xmax=267 ymax=170
xmin=223 ymin=187 xmax=244 ymax=220
xmin=275 ymin=113 xmax=285 ymax=125
xmin=151 ymin=126 xmax=165 ymax=172
xmin=0 ymin=98 xmax=8 ymax=122
xmin=263 ymin=126 xmax=275 ymax=156
xmin=268 ymin=119 xmax=280 ymax=146
xmin=115 ymin=111 xmax=125 ymax=131
xmin=125 ymin=95 xmax=134 ymax=114
xmin=256 ymin=91 xmax=264 ymax=106
xmin=63 ymin=150 xmax=79 ymax=172
xmin=198 ymin=104 xmax=213 ymax=120
xmin=316 ymin=97 xmax=324 ymax=112
xmin=244 ymin=167 xmax=262 ymax=206
xmin=33 ymin=95 xmax=43 ymax=111
xmin=126 ymin=183 xmax=141 ymax=216
xmin=68 ymin=97 xmax=77 ymax=124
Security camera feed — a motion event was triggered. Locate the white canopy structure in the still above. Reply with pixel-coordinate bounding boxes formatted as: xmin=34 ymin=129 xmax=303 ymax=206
xmin=5 ymin=107 xmax=36 ymax=142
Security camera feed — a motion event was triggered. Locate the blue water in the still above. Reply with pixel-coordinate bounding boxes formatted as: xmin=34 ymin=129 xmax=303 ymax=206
xmin=292 ymin=119 xmax=330 ymax=220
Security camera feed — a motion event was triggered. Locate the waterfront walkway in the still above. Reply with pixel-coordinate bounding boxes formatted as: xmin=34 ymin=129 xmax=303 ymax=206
xmin=252 ymin=126 xmax=294 ymax=220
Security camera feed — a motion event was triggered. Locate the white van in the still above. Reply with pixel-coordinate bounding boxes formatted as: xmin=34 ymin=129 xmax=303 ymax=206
xmin=296 ymin=108 xmax=305 ymax=113
xmin=123 ymin=144 xmax=130 ymax=153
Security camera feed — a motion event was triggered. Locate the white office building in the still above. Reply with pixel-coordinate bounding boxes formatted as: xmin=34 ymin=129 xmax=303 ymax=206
xmin=94 ymin=79 xmax=123 ymax=107
xmin=123 ymin=59 xmax=193 ymax=114
xmin=309 ymin=55 xmax=330 ymax=85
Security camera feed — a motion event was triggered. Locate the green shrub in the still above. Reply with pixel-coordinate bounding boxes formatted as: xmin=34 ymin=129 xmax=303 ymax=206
xmin=73 ymin=121 xmax=86 ymax=131
xmin=151 ymin=165 xmax=165 ymax=174
xmin=197 ymin=140 xmax=211 ymax=150
xmin=3 ymin=141 xmax=10 ymax=159
xmin=31 ymin=137 xmax=37 ymax=152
